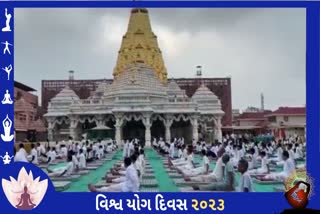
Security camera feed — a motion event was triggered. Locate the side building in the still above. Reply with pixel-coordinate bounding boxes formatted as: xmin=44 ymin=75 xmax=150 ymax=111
xmin=14 ymin=81 xmax=46 ymax=142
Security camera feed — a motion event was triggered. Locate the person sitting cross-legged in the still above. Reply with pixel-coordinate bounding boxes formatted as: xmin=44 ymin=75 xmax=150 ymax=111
xmin=181 ymin=149 xmax=209 ymax=177
xmin=184 ymin=147 xmax=225 ymax=183
xmin=192 ymin=153 xmax=235 ymax=192
xmin=88 ymin=157 xmax=139 ymax=192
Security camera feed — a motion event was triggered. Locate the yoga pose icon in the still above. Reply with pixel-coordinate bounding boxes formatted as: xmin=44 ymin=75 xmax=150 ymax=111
xmin=16 ymin=186 xmax=36 ymax=210
xmin=1 ymin=114 xmax=14 ymax=142
xmin=2 ymin=64 xmax=12 ymax=81
xmin=2 ymin=90 xmax=13 ymax=104
xmin=0 ymin=152 xmax=13 ymax=164
xmin=2 ymin=8 xmax=12 ymax=32
xmin=2 ymin=41 xmax=12 ymax=55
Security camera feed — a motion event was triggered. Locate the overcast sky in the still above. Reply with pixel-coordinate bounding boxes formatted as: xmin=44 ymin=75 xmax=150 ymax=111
xmin=14 ymin=8 xmax=306 ymax=111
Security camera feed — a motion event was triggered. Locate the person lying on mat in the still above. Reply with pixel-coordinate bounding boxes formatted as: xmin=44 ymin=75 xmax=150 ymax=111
xmin=237 ymin=159 xmax=253 ymax=192
xmin=192 ymin=154 xmax=234 ymax=192
xmin=185 ymin=147 xmax=225 ymax=183
xmin=248 ymin=151 xmax=269 ymax=175
xmin=89 ymin=157 xmax=139 ymax=192
xmin=181 ymin=149 xmax=209 ymax=177
xmin=47 ymin=155 xmax=74 ymax=177
xmin=254 ymin=151 xmax=295 ymax=182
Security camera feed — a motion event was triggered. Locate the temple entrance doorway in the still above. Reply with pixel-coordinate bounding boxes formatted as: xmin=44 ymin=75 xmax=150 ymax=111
xmin=170 ymin=120 xmax=192 ymax=143
xmin=122 ymin=120 xmax=145 ymax=142
xmin=151 ymin=119 xmax=165 ymax=139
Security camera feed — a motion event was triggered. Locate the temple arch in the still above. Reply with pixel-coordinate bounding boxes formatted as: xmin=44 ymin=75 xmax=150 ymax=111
xmin=170 ymin=114 xmax=193 ymax=143
xmin=122 ymin=119 xmax=145 ymax=142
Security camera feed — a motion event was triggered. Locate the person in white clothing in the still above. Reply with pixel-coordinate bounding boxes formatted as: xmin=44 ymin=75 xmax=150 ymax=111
xmin=106 ymin=143 xmax=113 ymax=153
xmin=46 ymin=147 xmax=57 ymax=164
xmin=29 ymin=144 xmax=38 ymax=164
xmin=287 ymin=144 xmax=295 ymax=162
xmin=47 ymin=155 xmax=74 ymax=177
xmin=123 ymin=141 xmax=129 ymax=158
xmin=129 ymin=141 xmax=135 ymax=157
xmin=71 ymin=151 xmax=79 ymax=170
xmin=175 ymin=145 xmax=183 ymax=159
xmin=89 ymin=157 xmax=139 ymax=192
xmin=36 ymin=143 xmax=46 ymax=162
xmin=186 ymin=147 xmax=225 ymax=182
xmin=256 ymin=151 xmax=295 ymax=181
xmin=294 ymin=143 xmax=303 ymax=160
xmin=55 ymin=141 xmax=60 ymax=154
xmin=14 ymin=144 xmax=28 ymax=162
xmin=182 ymin=149 xmax=209 ymax=177
xmin=132 ymin=154 xmax=143 ymax=179
xmin=137 ymin=149 xmax=146 ymax=178
xmin=237 ymin=159 xmax=253 ymax=192
xmin=231 ymin=145 xmax=240 ymax=167
xmin=60 ymin=145 xmax=68 ymax=159
xmin=82 ymin=142 xmax=88 ymax=158
xmin=176 ymin=147 xmax=196 ymax=172
xmin=170 ymin=145 xmax=187 ymax=166
xmin=249 ymin=151 xmax=269 ymax=174
xmin=78 ymin=149 xmax=86 ymax=169
xmin=169 ymin=142 xmax=175 ymax=159
xmin=269 ymin=144 xmax=283 ymax=163
xmin=248 ymin=148 xmax=258 ymax=170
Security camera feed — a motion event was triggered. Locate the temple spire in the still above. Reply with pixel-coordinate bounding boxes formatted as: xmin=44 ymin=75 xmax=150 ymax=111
xmin=113 ymin=8 xmax=167 ymax=83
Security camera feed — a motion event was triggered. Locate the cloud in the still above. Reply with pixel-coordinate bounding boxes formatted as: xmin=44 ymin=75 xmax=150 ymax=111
xmin=14 ymin=8 xmax=305 ymax=110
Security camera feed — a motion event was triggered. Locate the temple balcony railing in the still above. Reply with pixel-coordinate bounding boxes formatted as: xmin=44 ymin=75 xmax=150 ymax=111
xmin=72 ymin=99 xmax=104 ymax=105
xmin=151 ymin=101 xmax=197 ymax=111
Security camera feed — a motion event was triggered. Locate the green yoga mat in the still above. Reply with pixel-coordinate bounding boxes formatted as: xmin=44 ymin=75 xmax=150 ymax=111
xmin=145 ymin=149 xmax=180 ymax=192
xmin=64 ymin=151 xmax=122 ymax=192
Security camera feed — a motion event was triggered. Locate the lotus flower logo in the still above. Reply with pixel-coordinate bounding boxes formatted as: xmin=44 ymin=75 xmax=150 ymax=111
xmin=2 ymin=167 xmax=48 ymax=210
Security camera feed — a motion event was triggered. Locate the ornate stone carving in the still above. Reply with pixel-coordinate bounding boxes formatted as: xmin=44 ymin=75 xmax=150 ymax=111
xmin=113 ymin=8 xmax=167 ymax=83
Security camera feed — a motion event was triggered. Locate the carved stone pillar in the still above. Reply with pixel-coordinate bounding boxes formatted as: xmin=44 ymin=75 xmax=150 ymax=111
xmin=47 ymin=118 xmax=54 ymax=141
xmin=165 ymin=115 xmax=173 ymax=143
xmin=214 ymin=117 xmax=222 ymax=143
xmin=191 ymin=115 xmax=199 ymax=142
xmin=69 ymin=117 xmax=78 ymax=140
xmin=142 ymin=113 xmax=151 ymax=148
xmin=114 ymin=114 xmax=123 ymax=145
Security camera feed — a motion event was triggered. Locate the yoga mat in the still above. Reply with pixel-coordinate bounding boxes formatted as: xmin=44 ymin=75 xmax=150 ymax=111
xmin=145 ymin=149 xmax=179 ymax=192
xmin=64 ymin=151 xmax=122 ymax=192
